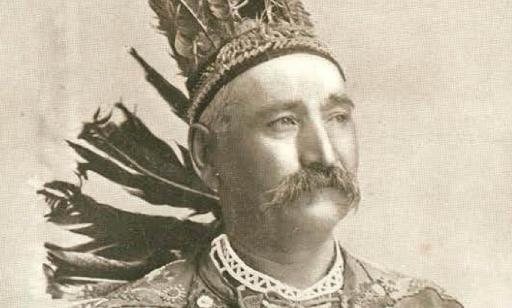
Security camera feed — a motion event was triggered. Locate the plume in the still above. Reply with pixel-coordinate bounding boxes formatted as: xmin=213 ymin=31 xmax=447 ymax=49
xmin=73 ymin=102 xmax=219 ymax=214
xmin=149 ymin=0 xmax=218 ymax=75
xmin=206 ymin=0 xmax=232 ymax=20
xmin=39 ymin=103 xmax=221 ymax=299
xmin=147 ymin=0 xmax=316 ymax=80
xmin=282 ymin=0 xmax=313 ymax=26
xmin=129 ymin=48 xmax=190 ymax=121
xmin=39 ymin=180 xmax=215 ymax=298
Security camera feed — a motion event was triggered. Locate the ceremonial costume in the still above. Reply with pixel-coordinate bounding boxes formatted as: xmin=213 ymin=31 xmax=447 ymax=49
xmin=38 ymin=0 xmax=463 ymax=307
xmin=77 ymin=234 xmax=462 ymax=308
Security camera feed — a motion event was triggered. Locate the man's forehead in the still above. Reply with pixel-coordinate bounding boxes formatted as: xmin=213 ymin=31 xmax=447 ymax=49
xmin=228 ymin=53 xmax=347 ymax=109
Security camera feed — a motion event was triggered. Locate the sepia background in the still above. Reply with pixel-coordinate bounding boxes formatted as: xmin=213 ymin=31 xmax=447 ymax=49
xmin=1 ymin=1 xmax=511 ymax=307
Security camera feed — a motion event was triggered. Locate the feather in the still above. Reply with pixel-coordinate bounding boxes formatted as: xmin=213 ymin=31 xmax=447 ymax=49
xmin=69 ymin=141 xmax=216 ymax=211
xmin=149 ymin=0 xmax=179 ymax=44
xmin=206 ymin=0 xmax=231 ymax=20
xmin=175 ymin=30 xmax=196 ymax=58
xmin=39 ymin=179 xmax=217 ymax=298
xmin=39 ymin=181 xmax=211 ymax=256
xmin=38 ymin=102 xmax=223 ymax=298
xmin=281 ymin=0 xmax=312 ymax=27
xmin=176 ymin=0 xmax=215 ymax=45
xmin=237 ymin=0 xmax=266 ymax=19
xmin=47 ymin=249 xmax=162 ymax=280
xmin=149 ymin=0 xmax=217 ymax=75
xmin=43 ymin=264 xmax=126 ymax=300
xmin=73 ymin=103 xmax=219 ymax=213
xmin=174 ymin=0 xmax=219 ymax=62
xmin=129 ymin=48 xmax=190 ymax=121
xmin=204 ymin=0 xmax=246 ymax=37
xmin=148 ymin=0 xmax=195 ymax=75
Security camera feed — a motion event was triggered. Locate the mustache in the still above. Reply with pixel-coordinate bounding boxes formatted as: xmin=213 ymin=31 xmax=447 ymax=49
xmin=263 ymin=163 xmax=360 ymax=210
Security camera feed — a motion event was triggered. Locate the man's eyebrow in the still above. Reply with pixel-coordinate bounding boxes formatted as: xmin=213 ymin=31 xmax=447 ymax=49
xmin=255 ymin=101 xmax=301 ymax=117
xmin=254 ymin=95 xmax=353 ymax=117
xmin=324 ymin=93 xmax=355 ymax=110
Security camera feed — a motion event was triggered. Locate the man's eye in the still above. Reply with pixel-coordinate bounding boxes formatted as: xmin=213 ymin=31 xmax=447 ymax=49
xmin=268 ymin=116 xmax=298 ymax=129
xmin=329 ymin=113 xmax=349 ymax=124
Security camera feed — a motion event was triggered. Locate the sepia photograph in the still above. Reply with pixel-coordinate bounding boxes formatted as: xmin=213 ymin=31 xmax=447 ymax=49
xmin=1 ymin=1 xmax=511 ymax=307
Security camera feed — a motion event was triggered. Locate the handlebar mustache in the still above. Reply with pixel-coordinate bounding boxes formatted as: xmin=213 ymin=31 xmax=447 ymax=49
xmin=262 ymin=162 xmax=360 ymax=210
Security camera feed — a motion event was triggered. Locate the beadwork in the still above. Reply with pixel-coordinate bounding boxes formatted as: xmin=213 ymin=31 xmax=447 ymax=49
xmin=209 ymin=234 xmax=345 ymax=302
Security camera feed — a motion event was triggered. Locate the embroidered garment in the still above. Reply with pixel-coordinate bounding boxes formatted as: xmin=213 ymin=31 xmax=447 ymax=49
xmin=74 ymin=237 xmax=464 ymax=308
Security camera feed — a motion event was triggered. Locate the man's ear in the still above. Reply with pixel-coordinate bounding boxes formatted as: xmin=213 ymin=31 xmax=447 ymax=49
xmin=188 ymin=123 xmax=219 ymax=191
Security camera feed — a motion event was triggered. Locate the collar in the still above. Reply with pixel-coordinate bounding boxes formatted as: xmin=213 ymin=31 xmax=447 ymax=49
xmin=208 ymin=234 xmax=345 ymax=302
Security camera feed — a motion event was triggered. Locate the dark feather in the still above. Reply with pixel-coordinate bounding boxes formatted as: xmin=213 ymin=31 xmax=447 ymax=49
xmin=204 ymin=0 xmax=241 ymax=37
xmin=176 ymin=0 xmax=215 ymax=46
xmin=149 ymin=0 xmax=217 ymax=75
xmin=73 ymin=103 xmax=219 ymax=213
xmin=43 ymin=264 xmax=126 ymax=300
xmin=148 ymin=0 xmax=179 ymax=50
xmin=149 ymin=0 xmax=195 ymax=75
xmin=282 ymin=0 xmax=312 ymax=26
xmin=39 ymin=182 xmax=211 ymax=257
xmin=206 ymin=0 xmax=231 ymax=20
xmin=237 ymin=0 xmax=266 ymax=19
xmin=38 ymin=101 xmax=223 ymax=298
xmin=39 ymin=180 xmax=217 ymax=298
xmin=129 ymin=48 xmax=190 ymax=121
xmin=69 ymin=141 xmax=215 ymax=211
xmin=47 ymin=249 xmax=167 ymax=281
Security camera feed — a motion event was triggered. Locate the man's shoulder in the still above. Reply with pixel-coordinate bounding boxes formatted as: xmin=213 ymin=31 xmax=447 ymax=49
xmin=76 ymin=259 xmax=196 ymax=308
xmin=75 ymin=250 xmax=464 ymax=308
xmin=343 ymin=251 xmax=464 ymax=307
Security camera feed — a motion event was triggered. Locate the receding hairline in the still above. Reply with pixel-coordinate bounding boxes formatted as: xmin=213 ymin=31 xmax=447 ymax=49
xmin=232 ymin=52 xmax=344 ymax=88
xmin=199 ymin=53 xmax=345 ymax=115
xmin=197 ymin=53 xmax=347 ymax=130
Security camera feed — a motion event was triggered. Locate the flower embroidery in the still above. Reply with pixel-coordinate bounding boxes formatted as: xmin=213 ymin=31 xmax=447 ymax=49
xmin=406 ymin=278 xmax=444 ymax=294
xmin=160 ymin=284 xmax=187 ymax=303
xmin=348 ymin=281 xmax=395 ymax=307
xmin=393 ymin=288 xmax=463 ymax=308
xmin=196 ymin=294 xmax=215 ymax=308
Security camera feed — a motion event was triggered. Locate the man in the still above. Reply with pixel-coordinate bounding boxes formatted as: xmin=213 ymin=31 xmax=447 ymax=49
xmin=41 ymin=0 xmax=463 ymax=307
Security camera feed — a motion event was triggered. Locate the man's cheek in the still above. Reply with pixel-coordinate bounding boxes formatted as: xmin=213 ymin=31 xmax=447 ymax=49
xmin=251 ymin=139 xmax=300 ymax=186
xmin=331 ymin=132 xmax=358 ymax=172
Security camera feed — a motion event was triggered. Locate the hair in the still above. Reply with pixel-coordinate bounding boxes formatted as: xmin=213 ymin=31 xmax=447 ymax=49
xmin=197 ymin=81 xmax=240 ymax=135
xmin=262 ymin=162 xmax=360 ymax=211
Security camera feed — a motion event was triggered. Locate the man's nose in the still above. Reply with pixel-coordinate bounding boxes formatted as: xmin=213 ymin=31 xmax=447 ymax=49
xmin=298 ymin=119 xmax=337 ymax=167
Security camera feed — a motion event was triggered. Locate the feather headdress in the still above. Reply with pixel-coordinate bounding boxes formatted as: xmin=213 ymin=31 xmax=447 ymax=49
xmin=147 ymin=0 xmax=343 ymax=122
xmin=39 ymin=0 xmax=344 ymax=300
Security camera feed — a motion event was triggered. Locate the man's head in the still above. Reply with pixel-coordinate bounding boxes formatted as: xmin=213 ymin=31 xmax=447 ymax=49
xmin=189 ymin=53 xmax=359 ymax=241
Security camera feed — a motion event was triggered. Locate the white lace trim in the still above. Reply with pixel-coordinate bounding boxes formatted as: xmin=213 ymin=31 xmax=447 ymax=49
xmin=209 ymin=234 xmax=344 ymax=302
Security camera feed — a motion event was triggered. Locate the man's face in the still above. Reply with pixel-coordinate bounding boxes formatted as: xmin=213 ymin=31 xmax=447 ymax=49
xmin=207 ymin=53 xmax=358 ymax=234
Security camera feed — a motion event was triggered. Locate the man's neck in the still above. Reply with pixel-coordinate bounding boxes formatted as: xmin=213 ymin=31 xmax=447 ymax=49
xmin=224 ymin=230 xmax=337 ymax=289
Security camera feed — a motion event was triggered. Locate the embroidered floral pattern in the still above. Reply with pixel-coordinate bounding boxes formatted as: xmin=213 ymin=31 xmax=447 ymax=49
xmin=341 ymin=272 xmax=463 ymax=308
xmin=70 ymin=249 xmax=463 ymax=308
xmin=393 ymin=288 xmax=464 ymax=308
xmin=160 ymin=284 xmax=188 ymax=304
xmin=345 ymin=280 xmax=395 ymax=308
xmin=196 ymin=294 xmax=215 ymax=308
xmin=187 ymin=275 xmax=229 ymax=308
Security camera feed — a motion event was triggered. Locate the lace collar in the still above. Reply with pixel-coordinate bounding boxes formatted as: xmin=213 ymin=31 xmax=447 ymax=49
xmin=209 ymin=234 xmax=344 ymax=302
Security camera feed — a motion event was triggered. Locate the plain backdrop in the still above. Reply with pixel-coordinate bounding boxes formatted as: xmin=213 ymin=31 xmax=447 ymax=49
xmin=1 ymin=1 xmax=511 ymax=307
